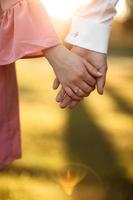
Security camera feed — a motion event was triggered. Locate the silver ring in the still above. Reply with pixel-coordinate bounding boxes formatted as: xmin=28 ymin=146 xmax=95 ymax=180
xmin=74 ymin=88 xmax=80 ymax=94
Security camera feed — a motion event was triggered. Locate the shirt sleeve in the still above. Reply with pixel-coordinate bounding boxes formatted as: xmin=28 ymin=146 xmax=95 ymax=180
xmin=65 ymin=0 xmax=119 ymax=54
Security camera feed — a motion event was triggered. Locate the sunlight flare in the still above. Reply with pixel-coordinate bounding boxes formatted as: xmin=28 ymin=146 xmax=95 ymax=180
xmin=116 ymin=0 xmax=127 ymax=19
xmin=41 ymin=0 xmax=127 ymax=20
xmin=41 ymin=0 xmax=88 ymax=19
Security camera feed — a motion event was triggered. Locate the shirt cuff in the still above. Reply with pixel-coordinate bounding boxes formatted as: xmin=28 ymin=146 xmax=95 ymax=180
xmin=65 ymin=16 xmax=112 ymax=54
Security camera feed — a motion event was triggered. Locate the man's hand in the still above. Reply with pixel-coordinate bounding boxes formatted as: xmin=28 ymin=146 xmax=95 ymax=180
xmin=53 ymin=46 xmax=108 ymax=109
xmin=71 ymin=46 xmax=108 ymax=95
xmin=45 ymin=44 xmax=102 ymax=101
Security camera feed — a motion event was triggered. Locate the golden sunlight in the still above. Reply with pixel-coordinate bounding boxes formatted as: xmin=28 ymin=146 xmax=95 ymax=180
xmin=41 ymin=0 xmax=127 ymax=20
xmin=41 ymin=0 xmax=88 ymax=19
xmin=116 ymin=0 xmax=127 ymax=19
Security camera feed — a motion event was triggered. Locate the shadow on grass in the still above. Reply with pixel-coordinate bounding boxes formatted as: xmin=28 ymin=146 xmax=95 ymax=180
xmin=64 ymin=102 xmax=133 ymax=200
xmin=106 ymin=87 xmax=133 ymax=115
xmin=1 ymin=165 xmax=55 ymax=180
xmin=1 ymin=95 xmax=133 ymax=199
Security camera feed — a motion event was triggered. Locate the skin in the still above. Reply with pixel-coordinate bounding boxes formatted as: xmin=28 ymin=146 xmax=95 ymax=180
xmin=52 ymin=46 xmax=108 ymax=109
xmin=44 ymin=44 xmax=102 ymax=101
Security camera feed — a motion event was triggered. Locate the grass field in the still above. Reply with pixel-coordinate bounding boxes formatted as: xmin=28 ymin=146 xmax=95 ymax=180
xmin=0 ymin=55 xmax=133 ymax=200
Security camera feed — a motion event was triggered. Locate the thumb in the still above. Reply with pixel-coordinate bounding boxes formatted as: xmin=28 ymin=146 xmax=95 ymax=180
xmin=83 ymin=60 xmax=102 ymax=78
xmin=97 ymin=65 xmax=107 ymax=95
xmin=97 ymin=74 xmax=106 ymax=95
xmin=52 ymin=78 xmax=60 ymax=90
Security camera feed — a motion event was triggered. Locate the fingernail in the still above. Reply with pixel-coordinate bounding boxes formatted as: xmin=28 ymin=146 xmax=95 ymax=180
xmin=97 ymin=72 xmax=102 ymax=76
xmin=60 ymin=103 xmax=65 ymax=109
xmin=56 ymin=96 xmax=61 ymax=102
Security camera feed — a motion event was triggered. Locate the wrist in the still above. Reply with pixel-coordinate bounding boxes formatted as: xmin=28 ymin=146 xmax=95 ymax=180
xmin=44 ymin=44 xmax=63 ymax=60
xmin=71 ymin=46 xmax=88 ymax=57
xmin=44 ymin=44 xmax=71 ymax=70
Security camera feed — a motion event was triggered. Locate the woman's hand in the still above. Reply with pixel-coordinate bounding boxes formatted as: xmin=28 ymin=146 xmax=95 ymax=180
xmin=45 ymin=44 xmax=102 ymax=101
xmin=52 ymin=77 xmax=95 ymax=109
xmin=52 ymin=46 xmax=107 ymax=109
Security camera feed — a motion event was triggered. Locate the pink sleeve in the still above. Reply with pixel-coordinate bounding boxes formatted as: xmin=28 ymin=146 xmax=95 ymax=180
xmin=0 ymin=0 xmax=61 ymax=65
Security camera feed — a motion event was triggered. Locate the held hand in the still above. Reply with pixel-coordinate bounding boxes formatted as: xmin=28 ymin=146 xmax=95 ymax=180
xmin=53 ymin=79 xmax=82 ymax=109
xmin=45 ymin=44 xmax=102 ymax=101
xmin=52 ymin=76 xmax=95 ymax=109
xmin=71 ymin=46 xmax=108 ymax=95
xmin=53 ymin=47 xmax=107 ymax=109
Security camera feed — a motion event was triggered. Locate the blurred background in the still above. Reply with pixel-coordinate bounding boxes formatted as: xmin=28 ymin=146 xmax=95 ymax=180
xmin=0 ymin=0 xmax=133 ymax=200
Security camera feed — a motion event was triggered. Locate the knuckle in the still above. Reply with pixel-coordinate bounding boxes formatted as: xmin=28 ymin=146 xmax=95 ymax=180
xmin=72 ymin=94 xmax=77 ymax=99
xmin=70 ymin=76 xmax=78 ymax=83
xmin=69 ymin=92 xmax=74 ymax=98
xmin=79 ymin=94 xmax=85 ymax=98
xmin=65 ymin=88 xmax=76 ymax=99
xmin=65 ymin=87 xmax=71 ymax=94
xmin=78 ymin=71 xmax=85 ymax=79
xmin=86 ymin=88 xmax=91 ymax=93
xmin=92 ymin=68 xmax=97 ymax=74
xmin=83 ymin=92 xmax=90 ymax=97
xmin=86 ymin=86 xmax=93 ymax=93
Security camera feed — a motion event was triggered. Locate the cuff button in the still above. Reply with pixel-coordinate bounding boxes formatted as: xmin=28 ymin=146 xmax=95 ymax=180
xmin=71 ymin=32 xmax=79 ymax=37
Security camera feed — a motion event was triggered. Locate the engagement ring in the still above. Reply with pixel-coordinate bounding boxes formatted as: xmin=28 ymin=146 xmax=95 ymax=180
xmin=74 ymin=88 xmax=80 ymax=94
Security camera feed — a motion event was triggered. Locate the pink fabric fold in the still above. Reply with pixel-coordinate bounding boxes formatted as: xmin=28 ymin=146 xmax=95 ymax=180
xmin=0 ymin=0 xmax=60 ymax=65
xmin=0 ymin=63 xmax=21 ymax=169
xmin=0 ymin=0 xmax=60 ymax=168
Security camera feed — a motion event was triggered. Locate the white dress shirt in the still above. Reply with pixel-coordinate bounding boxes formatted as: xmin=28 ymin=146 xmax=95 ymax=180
xmin=66 ymin=0 xmax=119 ymax=54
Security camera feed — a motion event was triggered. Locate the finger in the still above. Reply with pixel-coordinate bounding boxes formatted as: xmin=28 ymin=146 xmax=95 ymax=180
xmin=84 ymin=74 xmax=97 ymax=86
xmin=77 ymin=81 xmax=95 ymax=96
xmin=97 ymin=73 xmax=106 ymax=95
xmin=60 ymin=94 xmax=82 ymax=109
xmin=68 ymin=100 xmax=81 ymax=110
xmin=52 ymin=78 xmax=60 ymax=90
xmin=56 ymin=87 xmax=66 ymax=102
xmin=60 ymin=95 xmax=72 ymax=109
xmin=72 ymin=87 xmax=85 ymax=97
xmin=83 ymin=60 xmax=102 ymax=77
xmin=97 ymin=65 xmax=107 ymax=95
xmin=64 ymin=86 xmax=82 ymax=101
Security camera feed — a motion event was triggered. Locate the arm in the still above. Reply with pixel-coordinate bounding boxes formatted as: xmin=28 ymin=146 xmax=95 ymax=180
xmin=66 ymin=0 xmax=119 ymax=54
xmin=55 ymin=0 xmax=119 ymax=109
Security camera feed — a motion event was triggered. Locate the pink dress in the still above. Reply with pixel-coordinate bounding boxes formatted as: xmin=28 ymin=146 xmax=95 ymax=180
xmin=0 ymin=0 xmax=60 ymax=169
